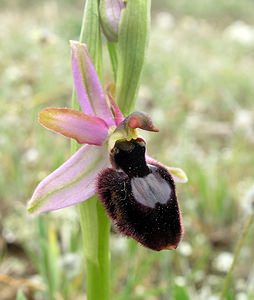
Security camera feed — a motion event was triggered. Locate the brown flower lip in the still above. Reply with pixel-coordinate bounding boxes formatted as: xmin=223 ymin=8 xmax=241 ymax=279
xmin=97 ymin=138 xmax=183 ymax=251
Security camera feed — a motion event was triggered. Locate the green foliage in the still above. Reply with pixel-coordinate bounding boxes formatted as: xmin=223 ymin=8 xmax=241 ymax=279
xmin=116 ymin=0 xmax=151 ymax=115
xmin=16 ymin=290 xmax=28 ymax=300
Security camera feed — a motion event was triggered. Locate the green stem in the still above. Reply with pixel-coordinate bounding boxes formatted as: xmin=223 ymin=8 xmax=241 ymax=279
xmin=107 ymin=42 xmax=118 ymax=81
xmin=79 ymin=199 xmax=110 ymax=300
xmin=220 ymin=213 xmax=254 ymax=299
xmin=71 ymin=1 xmax=110 ymax=300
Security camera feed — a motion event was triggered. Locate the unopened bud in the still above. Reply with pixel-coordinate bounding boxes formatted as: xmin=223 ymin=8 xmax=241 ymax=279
xmin=100 ymin=0 xmax=126 ymax=42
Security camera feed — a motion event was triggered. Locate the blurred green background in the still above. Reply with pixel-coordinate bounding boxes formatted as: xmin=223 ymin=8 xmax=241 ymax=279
xmin=1 ymin=0 xmax=254 ymax=299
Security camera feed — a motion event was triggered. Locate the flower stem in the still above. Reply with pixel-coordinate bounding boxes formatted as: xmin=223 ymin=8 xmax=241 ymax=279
xmin=71 ymin=1 xmax=111 ymax=299
xmin=79 ymin=199 xmax=110 ymax=300
xmin=219 ymin=213 xmax=254 ymax=299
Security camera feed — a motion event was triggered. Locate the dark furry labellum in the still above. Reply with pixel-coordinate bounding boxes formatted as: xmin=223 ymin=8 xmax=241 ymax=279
xmin=97 ymin=139 xmax=183 ymax=251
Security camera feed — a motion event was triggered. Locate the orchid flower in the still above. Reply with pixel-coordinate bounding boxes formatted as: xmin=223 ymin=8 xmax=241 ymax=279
xmin=27 ymin=41 xmax=187 ymax=230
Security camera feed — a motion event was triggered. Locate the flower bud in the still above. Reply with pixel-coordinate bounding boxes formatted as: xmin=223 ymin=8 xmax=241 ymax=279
xmin=99 ymin=0 xmax=126 ymax=42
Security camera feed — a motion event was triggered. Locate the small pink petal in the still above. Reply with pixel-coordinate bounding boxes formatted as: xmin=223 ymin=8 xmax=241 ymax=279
xmin=27 ymin=145 xmax=109 ymax=214
xmin=39 ymin=108 xmax=108 ymax=145
xmin=107 ymin=93 xmax=124 ymax=125
xmin=71 ymin=41 xmax=114 ymax=126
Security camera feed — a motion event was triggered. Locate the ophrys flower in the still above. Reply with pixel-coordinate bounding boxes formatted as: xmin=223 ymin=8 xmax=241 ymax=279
xmin=28 ymin=41 xmax=187 ymax=250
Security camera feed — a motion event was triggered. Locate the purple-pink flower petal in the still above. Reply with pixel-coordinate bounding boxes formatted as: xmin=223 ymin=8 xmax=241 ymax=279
xmin=27 ymin=145 xmax=110 ymax=214
xmin=39 ymin=108 xmax=109 ymax=145
xmin=71 ymin=45 xmax=94 ymax=115
xmin=107 ymin=93 xmax=124 ymax=125
xmin=71 ymin=41 xmax=115 ymax=126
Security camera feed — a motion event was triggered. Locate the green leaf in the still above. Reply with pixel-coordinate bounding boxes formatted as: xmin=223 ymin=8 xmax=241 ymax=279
xmin=80 ymin=0 xmax=102 ymax=76
xmin=116 ymin=0 xmax=151 ymax=115
xmin=107 ymin=42 xmax=118 ymax=81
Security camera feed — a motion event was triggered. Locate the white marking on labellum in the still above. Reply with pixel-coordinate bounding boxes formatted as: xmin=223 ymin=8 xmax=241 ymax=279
xmin=131 ymin=171 xmax=171 ymax=208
